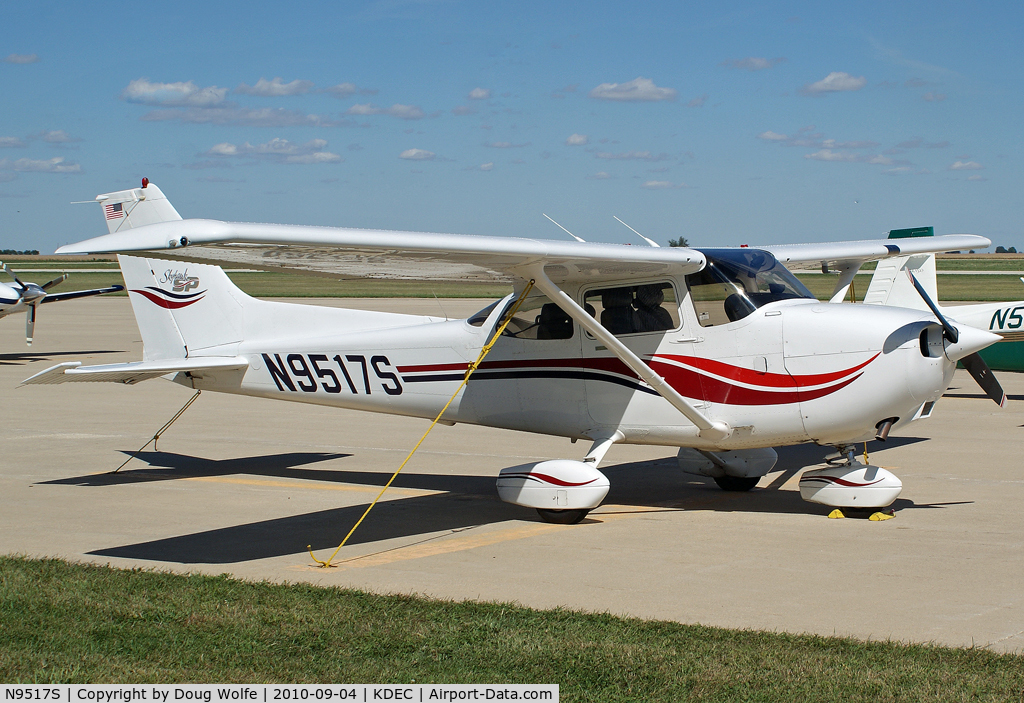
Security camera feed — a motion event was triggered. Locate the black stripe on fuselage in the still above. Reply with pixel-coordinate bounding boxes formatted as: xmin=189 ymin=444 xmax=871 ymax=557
xmin=401 ymin=369 xmax=659 ymax=395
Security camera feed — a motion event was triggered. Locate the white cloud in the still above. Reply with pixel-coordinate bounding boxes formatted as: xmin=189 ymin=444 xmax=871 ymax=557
xmin=208 ymin=143 xmax=240 ymax=156
xmin=565 ymin=133 xmax=588 ymax=146
xmin=202 ymin=138 xmax=342 ymax=164
xmin=0 ymin=137 xmax=26 ymax=148
xmin=235 ymin=77 xmax=314 ymax=96
xmin=589 ymin=77 xmax=677 ymax=102
xmin=595 ymin=150 xmax=667 ymax=161
xmin=322 ymin=83 xmax=376 ymax=98
xmin=122 ymin=78 xmax=229 ymax=106
xmin=346 ymin=103 xmax=425 ymax=120
xmin=883 ymin=167 xmax=914 ymax=175
xmin=804 ymin=149 xmax=895 ymax=165
xmin=801 ymin=72 xmax=867 ymax=94
xmin=950 ymin=160 xmax=983 ymax=170
xmin=284 ymin=151 xmax=342 ymax=164
xmin=140 ymin=107 xmax=341 ymax=127
xmin=804 ymin=149 xmax=863 ymax=162
xmin=399 ymin=148 xmax=435 ymax=160
xmin=922 ymin=92 xmax=946 ymax=102
xmin=4 ymin=53 xmax=39 ymax=64
xmin=39 ymin=130 xmax=79 ymax=144
xmin=588 ymin=171 xmax=612 ymax=180
xmin=967 ymin=174 xmax=987 ymax=181
xmin=0 ymin=157 xmax=81 ymax=173
xmin=721 ymin=57 xmax=786 ymax=71
xmin=478 ymin=162 xmax=494 ymax=171
xmin=687 ymin=94 xmax=708 ymax=108
xmin=468 ymin=88 xmax=491 ymax=100
xmin=452 ymin=105 xmax=476 ymax=116
xmin=641 ymin=180 xmax=684 ymax=189
xmin=760 ymin=130 xmax=879 ymax=151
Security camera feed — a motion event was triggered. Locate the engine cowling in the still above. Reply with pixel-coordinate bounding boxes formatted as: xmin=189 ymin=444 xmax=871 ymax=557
xmin=496 ymin=460 xmax=610 ymax=510
xmin=799 ymin=464 xmax=902 ymax=508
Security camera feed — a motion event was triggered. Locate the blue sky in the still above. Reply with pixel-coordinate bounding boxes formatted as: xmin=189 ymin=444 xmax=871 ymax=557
xmin=2 ymin=0 xmax=1021 ymax=253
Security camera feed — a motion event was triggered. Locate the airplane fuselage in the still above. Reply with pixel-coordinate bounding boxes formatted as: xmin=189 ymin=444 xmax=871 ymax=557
xmin=177 ymin=284 xmax=952 ymax=451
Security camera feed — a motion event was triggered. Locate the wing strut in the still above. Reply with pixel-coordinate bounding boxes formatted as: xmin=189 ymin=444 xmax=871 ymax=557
xmin=522 ymin=264 xmax=732 ymax=442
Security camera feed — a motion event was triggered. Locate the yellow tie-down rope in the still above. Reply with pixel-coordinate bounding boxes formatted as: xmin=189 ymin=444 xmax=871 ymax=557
xmin=309 ymin=280 xmax=536 ymax=568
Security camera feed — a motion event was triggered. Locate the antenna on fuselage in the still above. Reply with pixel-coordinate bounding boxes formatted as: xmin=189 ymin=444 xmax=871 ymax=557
xmin=613 ymin=216 xmax=660 ymax=247
xmin=542 ymin=214 xmax=586 ymax=243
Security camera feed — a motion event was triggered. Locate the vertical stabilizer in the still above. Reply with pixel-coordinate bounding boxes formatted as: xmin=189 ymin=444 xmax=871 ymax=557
xmin=863 ymin=228 xmax=937 ymax=310
xmin=118 ymin=255 xmax=246 ymax=360
xmin=96 ymin=180 xmax=182 ymax=234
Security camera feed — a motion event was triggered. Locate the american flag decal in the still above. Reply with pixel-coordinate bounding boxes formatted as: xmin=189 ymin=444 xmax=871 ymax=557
xmin=104 ymin=202 xmax=124 ymax=220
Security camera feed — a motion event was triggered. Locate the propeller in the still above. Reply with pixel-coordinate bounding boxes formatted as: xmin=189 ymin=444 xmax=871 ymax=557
xmin=2 ymin=262 xmax=25 ymax=289
xmin=908 ymin=271 xmax=1006 ymax=407
xmin=26 ymin=303 xmax=37 ymax=346
xmin=41 ymin=273 xmax=68 ymax=290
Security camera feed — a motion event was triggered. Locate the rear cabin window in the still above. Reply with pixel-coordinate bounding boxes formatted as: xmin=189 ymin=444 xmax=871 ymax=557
xmin=583 ymin=282 xmax=679 ymax=336
xmin=501 ymin=294 xmax=574 ymax=340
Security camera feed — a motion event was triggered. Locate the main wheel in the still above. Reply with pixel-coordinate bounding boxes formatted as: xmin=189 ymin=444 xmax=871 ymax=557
xmin=713 ymin=475 xmax=760 ymax=492
xmin=536 ymin=508 xmax=590 ymax=524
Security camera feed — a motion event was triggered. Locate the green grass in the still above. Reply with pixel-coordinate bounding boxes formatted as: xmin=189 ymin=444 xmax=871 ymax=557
xmin=795 ymin=274 xmax=1024 ymax=302
xmin=2 ymin=556 xmax=1022 ymax=699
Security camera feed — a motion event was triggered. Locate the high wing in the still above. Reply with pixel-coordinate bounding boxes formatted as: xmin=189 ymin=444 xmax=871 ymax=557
xmin=56 ymin=220 xmax=706 ymax=284
xmin=56 ymin=218 xmax=988 ymax=290
xmin=761 ymin=235 xmax=989 ymax=303
xmin=41 ymin=284 xmax=125 ymax=303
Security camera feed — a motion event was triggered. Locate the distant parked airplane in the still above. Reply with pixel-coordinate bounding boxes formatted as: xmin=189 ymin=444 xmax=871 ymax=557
xmin=0 ymin=263 xmax=123 ymax=345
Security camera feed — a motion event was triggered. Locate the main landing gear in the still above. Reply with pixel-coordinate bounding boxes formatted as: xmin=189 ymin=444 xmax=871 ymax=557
xmin=712 ymin=475 xmax=760 ymax=492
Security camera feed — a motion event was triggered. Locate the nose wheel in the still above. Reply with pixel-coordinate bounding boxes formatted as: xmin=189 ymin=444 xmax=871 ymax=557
xmin=536 ymin=508 xmax=590 ymax=524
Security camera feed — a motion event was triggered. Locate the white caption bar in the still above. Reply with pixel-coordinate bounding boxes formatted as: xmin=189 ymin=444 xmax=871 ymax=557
xmin=1 ymin=685 xmax=558 ymax=703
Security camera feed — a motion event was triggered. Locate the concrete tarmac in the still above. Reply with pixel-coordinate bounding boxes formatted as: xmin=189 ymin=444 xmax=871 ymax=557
xmin=2 ymin=297 xmax=1024 ymax=653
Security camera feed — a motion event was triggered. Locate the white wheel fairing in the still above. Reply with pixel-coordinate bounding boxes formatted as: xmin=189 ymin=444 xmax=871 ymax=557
xmin=496 ymin=459 xmax=609 ymax=510
xmin=799 ymin=464 xmax=903 ymax=508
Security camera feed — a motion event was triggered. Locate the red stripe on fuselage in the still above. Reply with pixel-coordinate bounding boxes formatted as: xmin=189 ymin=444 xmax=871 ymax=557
xmin=651 ymin=353 xmax=878 ymax=388
xmin=397 ymin=354 xmax=869 ymax=405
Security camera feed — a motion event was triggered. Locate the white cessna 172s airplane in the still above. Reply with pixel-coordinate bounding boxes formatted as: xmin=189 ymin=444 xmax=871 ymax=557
xmin=23 ymin=180 xmax=1004 ymax=523
xmin=1 ymin=263 xmax=124 ymax=345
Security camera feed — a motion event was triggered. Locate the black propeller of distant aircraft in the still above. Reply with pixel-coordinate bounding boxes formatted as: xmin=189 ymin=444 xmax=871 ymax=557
xmin=3 ymin=263 xmax=123 ymax=345
xmin=908 ymin=271 xmax=1006 ymax=407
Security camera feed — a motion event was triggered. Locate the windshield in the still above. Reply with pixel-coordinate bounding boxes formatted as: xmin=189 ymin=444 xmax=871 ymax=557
xmin=686 ymin=248 xmax=814 ymax=326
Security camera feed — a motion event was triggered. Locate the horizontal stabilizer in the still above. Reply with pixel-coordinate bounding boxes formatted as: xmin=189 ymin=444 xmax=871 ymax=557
xmin=21 ymin=356 xmax=248 ymax=386
xmin=41 ymin=284 xmax=125 ymax=303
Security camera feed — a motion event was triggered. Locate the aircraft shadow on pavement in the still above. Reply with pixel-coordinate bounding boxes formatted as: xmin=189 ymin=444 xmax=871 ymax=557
xmin=42 ymin=451 xmax=355 ymax=487
xmin=0 ymin=349 xmax=123 ymax=366
xmin=78 ymin=435 xmax=951 ymax=565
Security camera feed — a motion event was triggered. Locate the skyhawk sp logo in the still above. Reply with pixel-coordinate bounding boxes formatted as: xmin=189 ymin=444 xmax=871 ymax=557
xmin=160 ymin=269 xmax=200 ymax=293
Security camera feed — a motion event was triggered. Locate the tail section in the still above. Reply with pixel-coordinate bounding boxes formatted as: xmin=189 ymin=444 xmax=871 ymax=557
xmin=863 ymin=227 xmax=937 ymax=310
xmin=118 ymin=255 xmax=244 ymax=360
xmin=95 ymin=179 xmax=182 ymax=234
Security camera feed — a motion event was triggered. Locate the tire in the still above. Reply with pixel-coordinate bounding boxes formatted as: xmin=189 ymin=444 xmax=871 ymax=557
xmin=713 ymin=475 xmax=760 ymax=492
xmin=536 ymin=508 xmax=590 ymax=524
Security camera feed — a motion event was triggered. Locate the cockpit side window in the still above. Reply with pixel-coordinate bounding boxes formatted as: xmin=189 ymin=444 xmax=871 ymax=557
xmin=686 ymin=248 xmax=814 ymax=327
xmin=500 ymin=294 xmax=575 ymax=340
xmin=583 ymin=282 xmax=679 ymax=336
